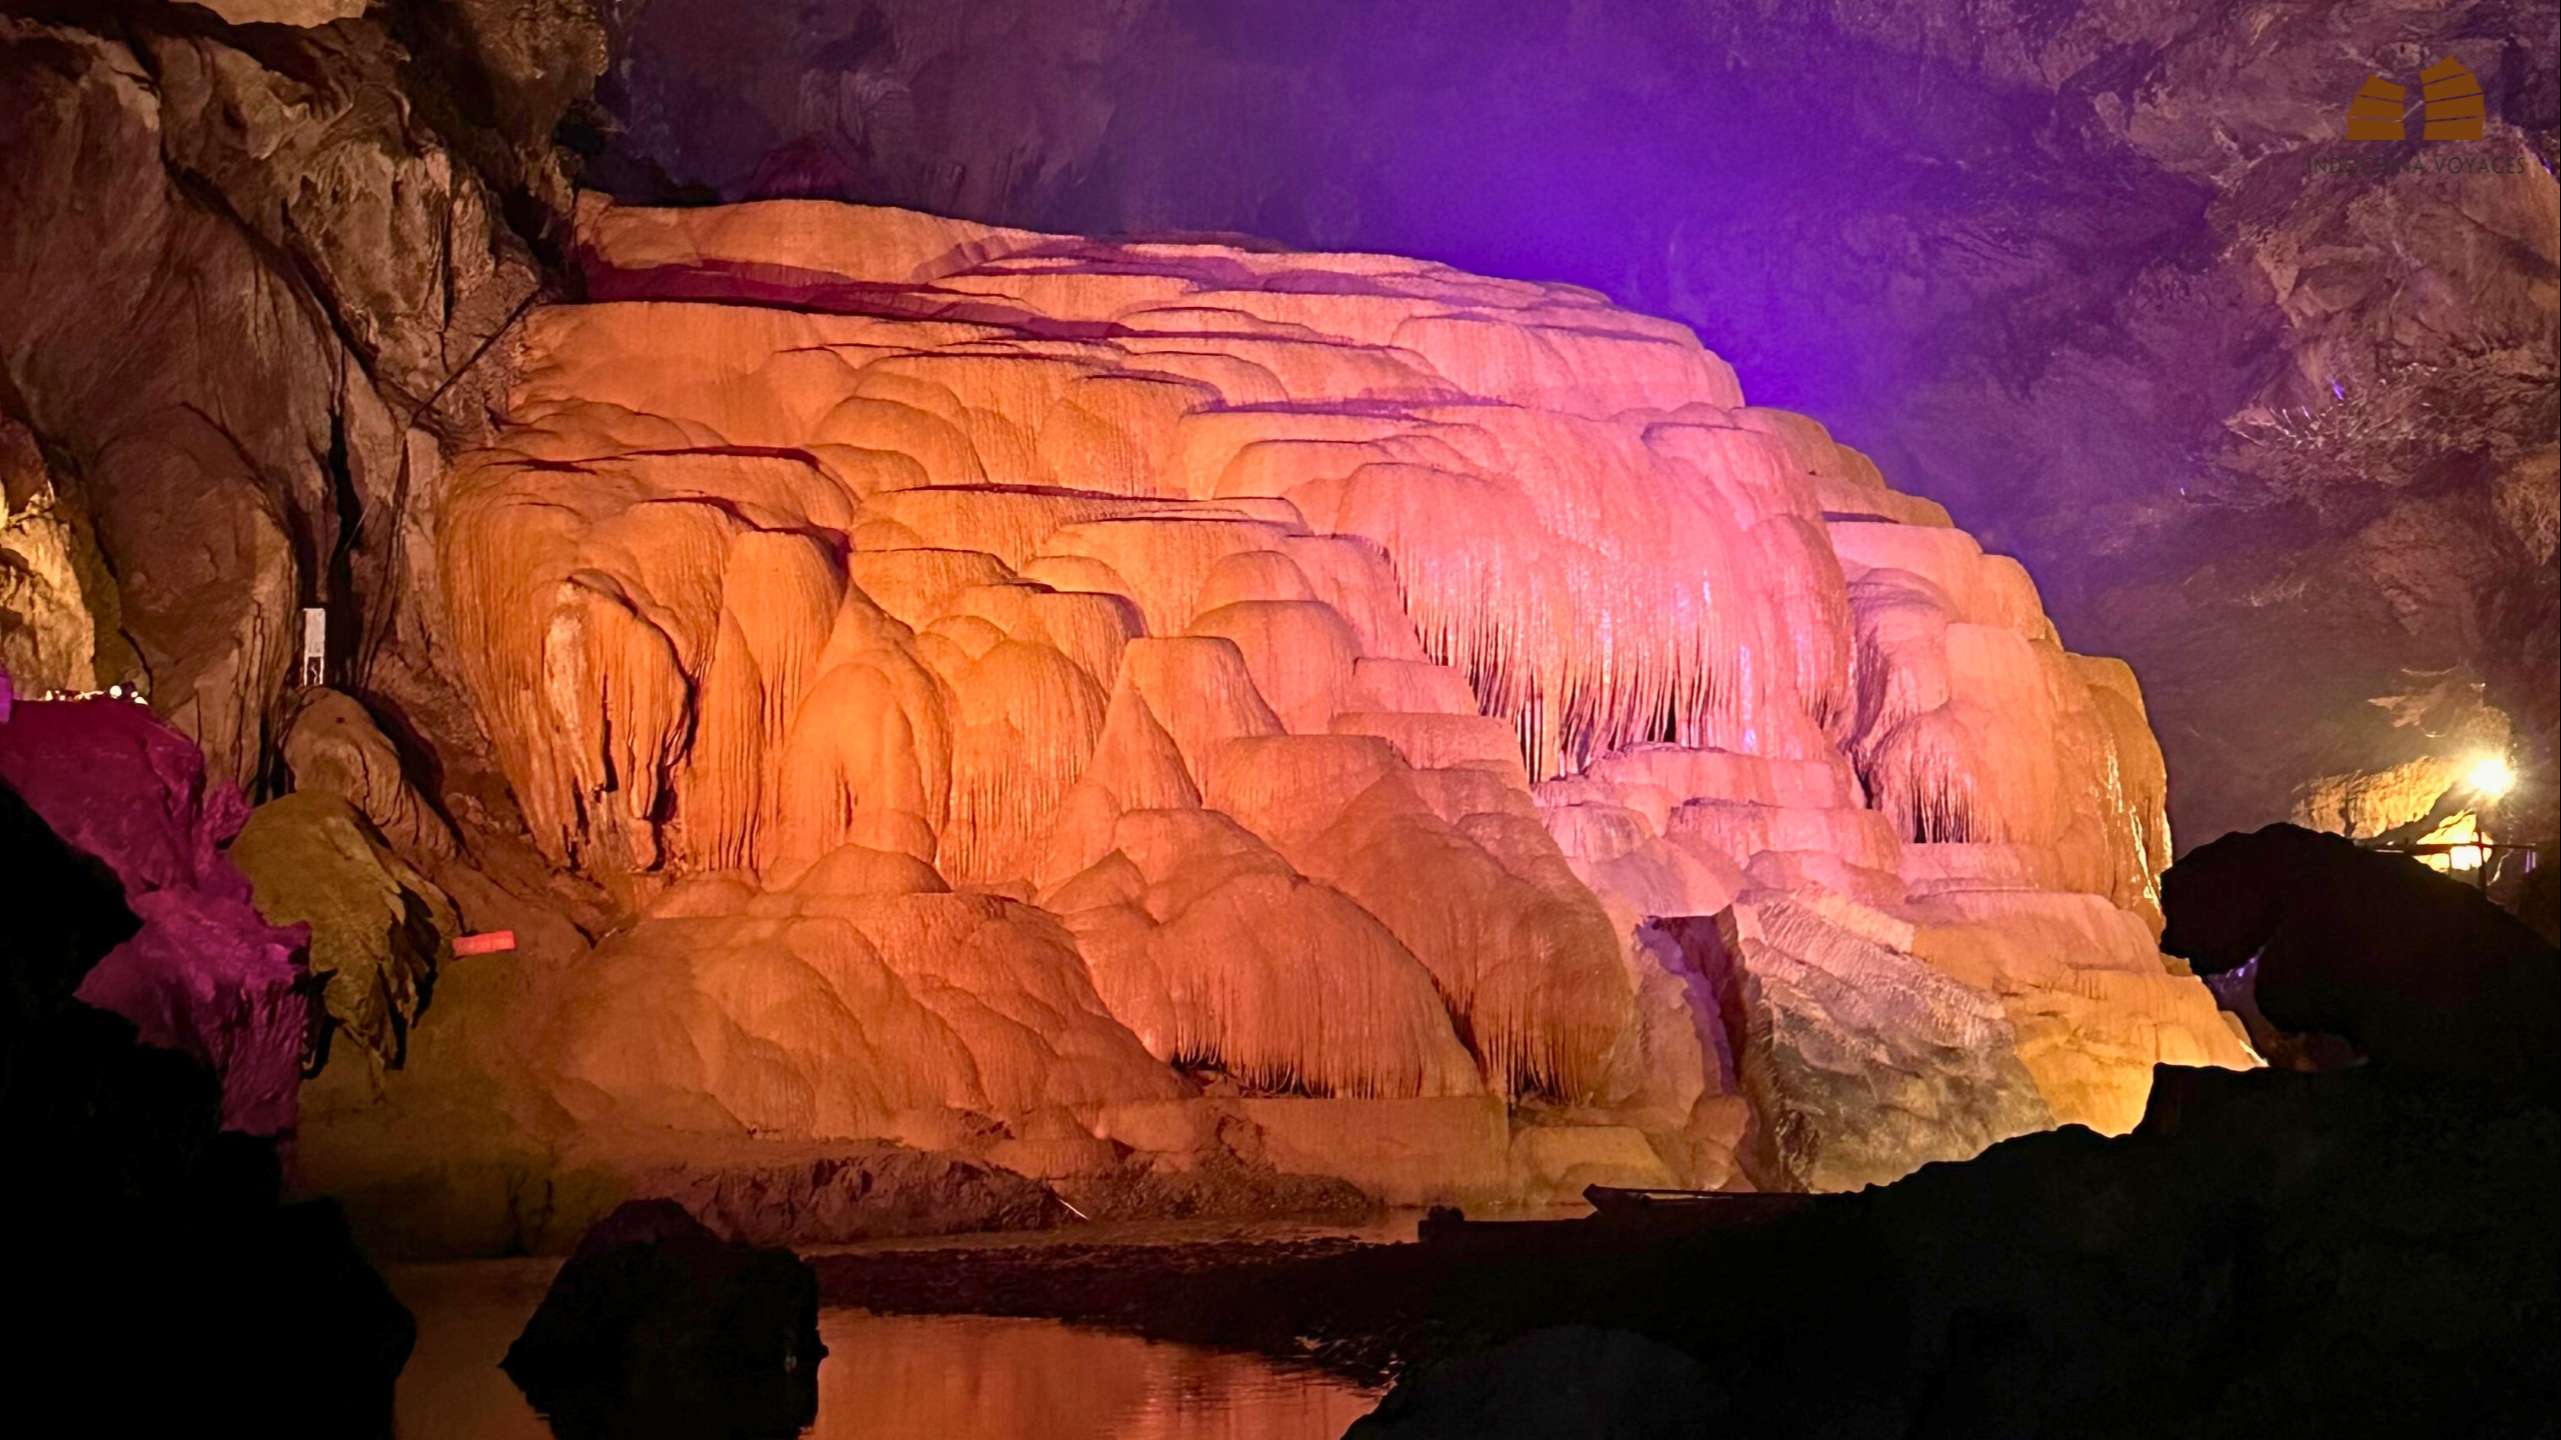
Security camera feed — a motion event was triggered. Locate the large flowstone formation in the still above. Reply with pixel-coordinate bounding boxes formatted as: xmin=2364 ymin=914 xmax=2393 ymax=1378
xmin=433 ymin=198 xmax=2250 ymax=1201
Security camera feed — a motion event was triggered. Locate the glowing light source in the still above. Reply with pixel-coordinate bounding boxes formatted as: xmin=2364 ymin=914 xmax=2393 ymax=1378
xmin=2466 ymin=753 xmax=2517 ymax=800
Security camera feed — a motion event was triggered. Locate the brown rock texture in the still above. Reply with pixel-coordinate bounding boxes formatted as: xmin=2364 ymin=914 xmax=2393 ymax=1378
xmin=0 ymin=416 xmax=122 ymax=694
xmin=281 ymin=687 xmax=458 ymax=859
xmin=0 ymin=10 xmax=551 ymax=786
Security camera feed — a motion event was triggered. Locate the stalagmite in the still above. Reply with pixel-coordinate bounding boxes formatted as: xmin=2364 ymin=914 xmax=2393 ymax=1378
xmin=434 ymin=196 xmax=2253 ymax=1192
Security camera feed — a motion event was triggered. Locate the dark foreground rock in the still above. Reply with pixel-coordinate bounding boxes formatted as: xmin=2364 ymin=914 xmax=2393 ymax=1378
xmin=807 ymin=819 xmax=2561 ymax=1435
xmin=0 ymin=690 xmax=312 ymax=1133
xmin=3 ymin=773 xmax=413 ymax=1438
xmin=503 ymin=1199 xmax=823 ymax=1440
xmin=819 ymin=1061 xmax=2556 ymax=1437
xmin=2163 ymin=822 xmax=2561 ymax=1092
xmin=1344 ymin=1326 xmax=1717 ymax=1439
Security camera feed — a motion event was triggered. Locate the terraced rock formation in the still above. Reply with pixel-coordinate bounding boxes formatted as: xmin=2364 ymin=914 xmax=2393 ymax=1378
xmin=418 ymin=198 xmax=2251 ymax=1207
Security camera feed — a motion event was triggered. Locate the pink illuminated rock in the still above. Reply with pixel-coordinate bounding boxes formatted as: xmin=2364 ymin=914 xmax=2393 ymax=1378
xmin=0 ymin=684 xmax=309 ymax=1134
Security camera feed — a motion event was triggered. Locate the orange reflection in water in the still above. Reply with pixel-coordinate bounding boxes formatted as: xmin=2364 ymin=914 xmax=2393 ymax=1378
xmin=391 ymin=1260 xmax=1382 ymax=1440
xmin=818 ymin=1312 xmax=1377 ymax=1440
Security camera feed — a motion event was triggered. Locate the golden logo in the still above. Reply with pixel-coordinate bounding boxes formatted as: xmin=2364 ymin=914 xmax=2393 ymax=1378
xmin=2420 ymin=57 xmax=2485 ymax=140
xmin=2343 ymin=57 xmax=2485 ymax=142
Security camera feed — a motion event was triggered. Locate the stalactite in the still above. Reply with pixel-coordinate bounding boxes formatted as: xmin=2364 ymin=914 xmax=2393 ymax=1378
xmin=1056 ymin=815 xmax=1484 ymax=1100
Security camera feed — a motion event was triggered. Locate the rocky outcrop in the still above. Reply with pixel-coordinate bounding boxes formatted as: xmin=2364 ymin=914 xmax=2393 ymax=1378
xmin=612 ymin=1143 xmax=1074 ymax=1248
xmin=5 ymin=1 xmax=2399 ymax=1240
xmin=2163 ymin=823 xmax=2561 ymax=1091
xmin=0 ymin=5 xmax=578 ymax=797
xmin=3 ymin=739 xmax=411 ymax=1440
xmin=0 ymin=416 xmax=124 ymax=694
xmin=1665 ymin=902 xmax=2053 ymax=1193
xmin=504 ymin=1199 xmax=823 ymax=1440
xmin=0 ymin=685 xmax=310 ymax=1134
xmin=281 ymin=688 xmax=457 ymax=858
xmin=228 ymin=790 xmax=457 ymax=1077
xmin=1 ymin=4 xmax=625 ymax=1239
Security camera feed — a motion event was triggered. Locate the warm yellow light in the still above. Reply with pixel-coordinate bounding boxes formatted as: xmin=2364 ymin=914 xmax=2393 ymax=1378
xmin=2418 ymin=811 xmax=2484 ymax=872
xmin=2466 ymin=754 xmax=2517 ymax=799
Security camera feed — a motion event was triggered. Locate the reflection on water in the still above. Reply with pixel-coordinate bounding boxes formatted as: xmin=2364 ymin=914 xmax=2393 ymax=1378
xmin=391 ymin=1258 xmax=1382 ymax=1439
xmin=810 ymin=1312 xmax=1378 ymax=1440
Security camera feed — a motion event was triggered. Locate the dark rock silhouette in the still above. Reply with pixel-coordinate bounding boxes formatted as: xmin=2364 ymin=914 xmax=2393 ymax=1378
xmin=3 ymin=776 xmax=413 ymax=1439
xmin=2163 ymin=822 xmax=2561 ymax=1092
xmin=823 ymin=1055 xmax=2556 ymax=1435
xmin=1301 ymin=843 xmax=2561 ymax=1433
xmin=820 ymin=1059 xmax=2558 ymax=1437
xmin=0 ymin=690 xmax=312 ymax=1133
xmin=1346 ymin=1326 xmax=1719 ymax=1438
xmin=2524 ymin=852 xmax=2561 ymax=946
xmin=503 ymin=1199 xmax=824 ymax=1440
xmin=1 ymin=757 xmax=137 ymax=1032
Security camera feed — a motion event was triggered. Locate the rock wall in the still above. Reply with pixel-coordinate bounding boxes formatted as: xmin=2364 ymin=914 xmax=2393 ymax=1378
xmin=429 ymin=198 xmax=2251 ymax=1192
xmin=0 ymin=8 xmax=565 ymax=790
xmin=0 ymin=416 xmax=123 ymax=693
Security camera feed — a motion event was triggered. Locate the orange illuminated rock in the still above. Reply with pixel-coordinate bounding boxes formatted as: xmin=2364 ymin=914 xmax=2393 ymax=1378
xmin=434 ymin=197 xmax=2251 ymax=1192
